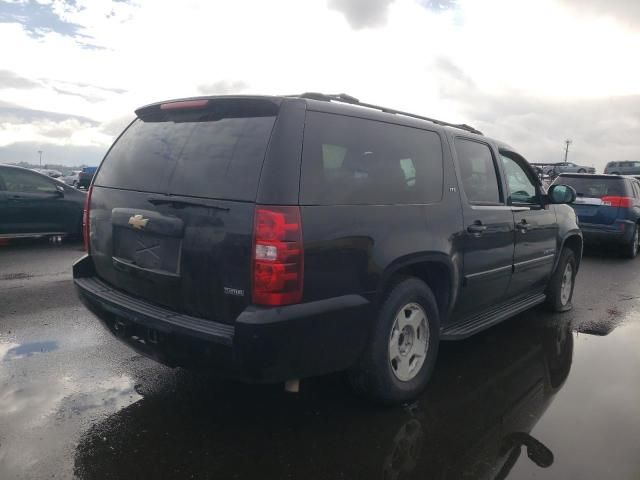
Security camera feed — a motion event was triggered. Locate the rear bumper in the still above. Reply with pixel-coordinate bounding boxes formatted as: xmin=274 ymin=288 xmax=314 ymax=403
xmin=73 ymin=255 xmax=371 ymax=382
xmin=580 ymin=220 xmax=635 ymax=245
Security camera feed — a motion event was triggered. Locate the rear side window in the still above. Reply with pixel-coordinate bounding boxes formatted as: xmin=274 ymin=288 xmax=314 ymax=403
xmin=556 ymin=176 xmax=625 ymax=197
xmin=300 ymin=112 xmax=443 ymax=205
xmin=95 ymin=100 xmax=277 ymax=201
xmin=455 ymin=138 xmax=501 ymax=204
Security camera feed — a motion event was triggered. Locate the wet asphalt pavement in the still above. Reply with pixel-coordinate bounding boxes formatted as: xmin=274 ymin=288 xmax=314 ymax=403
xmin=1 ymin=240 xmax=639 ymax=480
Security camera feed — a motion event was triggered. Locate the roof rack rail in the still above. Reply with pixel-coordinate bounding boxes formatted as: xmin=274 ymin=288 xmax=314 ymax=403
xmin=293 ymin=92 xmax=483 ymax=136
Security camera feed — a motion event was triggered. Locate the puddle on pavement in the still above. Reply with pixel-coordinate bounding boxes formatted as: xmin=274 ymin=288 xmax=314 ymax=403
xmin=0 ymin=334 xmax=144 ymax=479
xmin=1 ymin=340 xmax=58 ymax=361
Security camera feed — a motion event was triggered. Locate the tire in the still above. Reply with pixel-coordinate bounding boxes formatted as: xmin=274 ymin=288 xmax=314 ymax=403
xmin=545 ymin=249 xmax=577 ymax=312
xmin=578 ymin=169 xmax=586 ymax=173
xmin=349 ymin=278 xmax=440 ymax=405
xmin=622 ymin=224 xmax=639 ymax=259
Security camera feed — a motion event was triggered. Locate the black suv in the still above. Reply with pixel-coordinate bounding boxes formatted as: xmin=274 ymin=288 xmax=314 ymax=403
xmin=74 ymin=93 xmax=582 ymax=404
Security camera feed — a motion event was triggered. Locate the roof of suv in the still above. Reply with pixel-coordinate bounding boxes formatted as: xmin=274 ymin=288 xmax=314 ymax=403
xmin=135 ymin=93 xmax=490 ymax=142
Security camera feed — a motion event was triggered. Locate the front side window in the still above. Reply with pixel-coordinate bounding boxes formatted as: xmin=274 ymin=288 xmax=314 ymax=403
xmin=500 ymin=155 xmax=538 ymax=204
xmin=454 ymin=138 xmax=501 ymax=204
xmin=0 ymin=169 xmax=56 ymax=194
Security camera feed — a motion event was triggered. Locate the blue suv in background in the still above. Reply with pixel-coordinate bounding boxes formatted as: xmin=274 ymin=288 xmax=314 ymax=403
xmin=553 ymin=173 xmax=640 ymax=258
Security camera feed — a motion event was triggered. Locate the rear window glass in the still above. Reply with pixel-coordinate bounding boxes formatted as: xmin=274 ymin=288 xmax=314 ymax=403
xmin=300 ymin=112 xmax=444 ymax=205
xmin=95 ymin=101 xmax=277 ymax=201
xmin=556 ymin=176 xmax=626 ymax=197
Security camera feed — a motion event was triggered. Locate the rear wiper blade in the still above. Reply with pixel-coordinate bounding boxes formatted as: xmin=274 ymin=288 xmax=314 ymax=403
xmin=148 ymin=198 xmax=230 ymax=211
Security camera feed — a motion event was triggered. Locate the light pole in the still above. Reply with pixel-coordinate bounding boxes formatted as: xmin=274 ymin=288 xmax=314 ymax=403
xmin=37 ymin=150 xmax=43 ymax=167
xmin=563 ymin=139 xmax=572 ymax=163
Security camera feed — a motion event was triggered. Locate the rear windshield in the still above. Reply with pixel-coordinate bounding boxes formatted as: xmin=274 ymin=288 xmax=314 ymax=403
xmin=557 ymin=176 xmax=626 ymax=197
xmin=95 ymin=100 xmax=277 ymax=201
xmin=300 ymin=111 xmax=444 ymax=205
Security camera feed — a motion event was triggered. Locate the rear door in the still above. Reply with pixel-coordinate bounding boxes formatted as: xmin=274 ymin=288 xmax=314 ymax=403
xmin=500 ymin=152 xmax=557 ymax=297
xmin=451 ymin=137 xmax=515 ymax=318
xmin=89 ymin=98 xmax=281 ymax=324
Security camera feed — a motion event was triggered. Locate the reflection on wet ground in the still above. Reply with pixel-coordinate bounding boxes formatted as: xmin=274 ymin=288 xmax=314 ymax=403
xmin=1 ymin=241 xmax=639 ymax=479
xmin=1 ymin=341 xmax=58 ymax=361
xmin=73 ymin=315 xmax=577 ymax=480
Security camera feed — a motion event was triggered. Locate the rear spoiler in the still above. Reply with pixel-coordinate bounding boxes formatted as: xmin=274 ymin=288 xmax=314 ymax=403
xmin=134 ymin=96 xmax=282 ymax=119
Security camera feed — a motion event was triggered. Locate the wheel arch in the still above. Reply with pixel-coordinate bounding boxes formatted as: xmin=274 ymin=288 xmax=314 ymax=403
xmin=558 ymin=233 xmax=583 ymax=271
xmin=379 ymin=253 xmax=458 ymax=323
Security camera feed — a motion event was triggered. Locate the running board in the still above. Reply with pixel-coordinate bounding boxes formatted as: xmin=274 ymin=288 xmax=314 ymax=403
xmin=441 ymin=293 xmax=546 ymax=340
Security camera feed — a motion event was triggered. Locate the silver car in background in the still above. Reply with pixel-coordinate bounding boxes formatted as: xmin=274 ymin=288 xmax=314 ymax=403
xmin=604 ymin=161 xmax=640 ymax=175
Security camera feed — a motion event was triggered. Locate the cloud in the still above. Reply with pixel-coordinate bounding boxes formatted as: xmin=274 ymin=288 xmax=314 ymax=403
xmin=0 ymin=141 xmax=106 ymax=166
xmin=197 ymin=80 xmax=249 ymax=95
xmin=52 ymin=86 xmax=103 ymax=103
xmin=328 ymin=0 xmax=395 ymax=29
xmin=557 ymin=0 xmax=640 ymax=29
xmin=433 ymin=57 xmax=640 ymax=170
xmin=0 ymin=69 xmax=40 ymax=89
xmin=0 ymin=101 xmax=98 ymax=125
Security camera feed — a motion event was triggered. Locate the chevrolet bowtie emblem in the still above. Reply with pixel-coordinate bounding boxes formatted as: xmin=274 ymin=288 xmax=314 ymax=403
xmin=128 ymin=214 xmax=149 ymax=230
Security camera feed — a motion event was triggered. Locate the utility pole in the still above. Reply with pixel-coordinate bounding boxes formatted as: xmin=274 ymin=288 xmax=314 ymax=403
xmin=563 ymin=139 xmax=572 ymax=162
xmin=37 ymin=150 xmax=43 ymax=167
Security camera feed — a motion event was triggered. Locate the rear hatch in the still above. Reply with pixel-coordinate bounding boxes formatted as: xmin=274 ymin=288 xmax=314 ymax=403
xmin=555 ymin=175 xmax=626 ymax=225
xmin=89 ymin=97 xmax=280 ymax=324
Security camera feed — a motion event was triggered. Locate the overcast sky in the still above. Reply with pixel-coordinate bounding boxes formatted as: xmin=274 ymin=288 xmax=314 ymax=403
xmin=0 ymin=0 xmax=639 ymax=169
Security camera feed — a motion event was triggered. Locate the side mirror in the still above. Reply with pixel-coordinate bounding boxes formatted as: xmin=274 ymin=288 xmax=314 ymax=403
xmin=55 ymin=184 xmax=65 ymax=197
xmin=547 ymin=184 xmax=576 ymax=204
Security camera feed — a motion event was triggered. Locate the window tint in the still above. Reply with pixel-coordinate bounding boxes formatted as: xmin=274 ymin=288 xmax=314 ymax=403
xmin=455 ymin=138 xmax=501 ymax=204
xmin=95 ymin=102 xmax=277 ymax=201
xmin=300 ymin=112 xmax=444 ymax=205
xmin=555 ymin=176 xmax=624 ymax=197
xmin=0 ymin=168 xmax=56 ymax=194
xmin=500 ymin=155 xmax=537 ymax=204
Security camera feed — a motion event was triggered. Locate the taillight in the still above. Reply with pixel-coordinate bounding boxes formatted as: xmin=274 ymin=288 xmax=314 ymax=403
xmin=83 ymin=185 xmax=93 ymax=252
xmin=252 ymin=206 xmax=303 ymax=306
xmin=602 ymin=196 xmax=632 ymax=208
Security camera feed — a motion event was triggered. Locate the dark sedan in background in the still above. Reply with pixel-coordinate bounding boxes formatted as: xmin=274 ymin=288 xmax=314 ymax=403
xmin=0 ymin=164 xmax=86 ymax=239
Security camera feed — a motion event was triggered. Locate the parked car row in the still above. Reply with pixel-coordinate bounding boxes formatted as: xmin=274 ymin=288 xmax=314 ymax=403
xmin=28 ymin=167 xmax=97 ymax=189
xmin=531 ymin=162 xmax=596 ymax=177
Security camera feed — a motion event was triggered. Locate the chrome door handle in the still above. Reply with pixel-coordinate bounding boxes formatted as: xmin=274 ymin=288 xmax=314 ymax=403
xmin=467 ymin=223 xmax=488 ymax=234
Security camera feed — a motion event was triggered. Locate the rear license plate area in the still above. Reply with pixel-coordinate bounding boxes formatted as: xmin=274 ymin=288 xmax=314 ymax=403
xmin=113 ymin=227 xmax=181 ymax=275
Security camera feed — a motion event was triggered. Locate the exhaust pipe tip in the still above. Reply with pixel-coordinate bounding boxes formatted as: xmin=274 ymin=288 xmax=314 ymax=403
xmin=284 ymin=379 xmax=300 ymax=393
